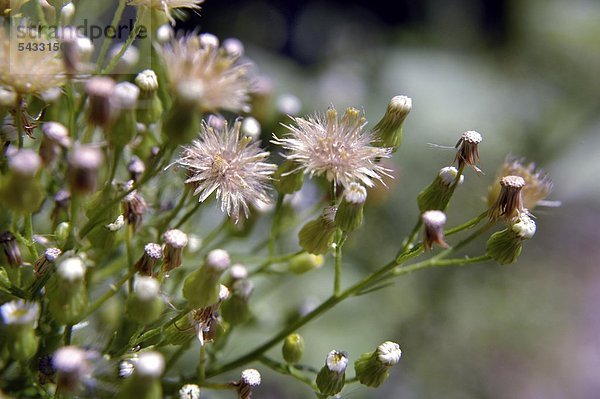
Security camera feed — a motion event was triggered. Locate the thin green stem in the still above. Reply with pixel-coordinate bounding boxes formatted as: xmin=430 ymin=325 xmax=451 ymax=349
xmin=445 ymin=210 xmax=488 ymax=237
xmin=63 ymin=325 xmax=73 ymax=345
xmin=158 ymin=188 xmax=190 ymax=237
xmin=251 ymin=250 xmax=304 ymax=275
xmin=95 ymin=0 xmax=127 ymax=73
xmin=268 ymin=194 xmax=285 ymax=257
xmin=198 ymin=345 xmax=207 ymax=383
xmin=333 ymin=229 xmax=347 ymax=296
xmin=174 ymin=201 xmax=201 ymax=229
xmin=126 ymin=227 xmax=135 ymax=293
xmin=206 ymin=225 xmax=492 ymax=378
xmin=15 ymin=97 xmax=24 ymax=149
xmin=23 ymin=213 xmax=38 ymax=259
xmin=80 ymin=269 xmax=135 ymax=320
xmin=101 ymin=9 xmax=146 ymax=74
xmin=259 ymin=356 xmax=316 ymax=389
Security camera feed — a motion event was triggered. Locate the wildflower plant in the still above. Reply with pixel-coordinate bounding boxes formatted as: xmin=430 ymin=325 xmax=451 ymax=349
xmin=0 ymin=2 xmax=557 ymax=399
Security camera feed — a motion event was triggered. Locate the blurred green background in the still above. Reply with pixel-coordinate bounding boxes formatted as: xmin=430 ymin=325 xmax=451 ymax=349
xmin=175 ymin=0 xmax=600 ymax=398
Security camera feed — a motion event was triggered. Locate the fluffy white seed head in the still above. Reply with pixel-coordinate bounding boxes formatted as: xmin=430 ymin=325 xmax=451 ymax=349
xmin=240 ymin=368 xmax=261 ymax=386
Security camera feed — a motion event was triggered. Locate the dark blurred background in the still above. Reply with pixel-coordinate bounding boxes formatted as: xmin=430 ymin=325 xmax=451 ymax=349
xmin=177 ymin=1 xmax=600 ymax=398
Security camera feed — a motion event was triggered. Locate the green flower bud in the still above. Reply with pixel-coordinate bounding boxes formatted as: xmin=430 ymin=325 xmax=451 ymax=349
xmin=354 ymin=341 xmax=402 ymax=388
xmin=126 ymin=276 xmax=164 ymax=324
xmin=282 ymin=333 xmax=304 ymax=364
xmin=335 ymin=183 xmax=367 ymax=232
xmin=135 ymin=243 xmax=163 ymax=276
xmin=221 ymin=279 xmax=253 ymax=326
xmin=46 ymin=256 xmax=88 ymax=324
xmin=0 ymin=150 xmax=44 ymax=213
xmin=182 ymin=249 xmax=230 ymax=308
xmin=372 ymin=95 xmax=412 ymax=151
xmin=135 ymin=70 xmax=163 ymax=125
xmin=55 ymin=222 xmax=70 ymax=248
xmin=422 ymin=210 xmax=449 ymax=251
xmin=33 ymin=247 xmax=61 ymax=277
xmin=67 ymin=145 xmax=104 ymax=195
xmin=287 ymin=252 xmax=324 ymax=274
xmin=417 ymin=166 xmax=464 ymax=212
xmin=85 ymin=77 xmax=115 ymax=129
xmin=109 ymin=82 xmax=140 ymax=148
xmin=0 ymin=300 xmax=40 ymax=361
xmin=486 ymin=214 xmax=536 ymax=265
xmin=316 ymin=350 xmax=348 ymax=396
xmin=162 ymin=80 xmax=202 ymax=146
xmin=163 ymin=313 xmax=196 ymax=346
xmin=298 ymin=207 xmax=337 ymax=255
xmin=116 ymin=351 xmax=164 ymax=399
xmin=273 ymin=160 xmax=305 ymax=194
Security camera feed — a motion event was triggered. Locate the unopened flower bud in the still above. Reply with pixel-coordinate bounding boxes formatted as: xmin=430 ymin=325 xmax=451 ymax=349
xmin=372 ymin=95 xmax=412 ymax=151
xmin=417 ymin=166 xmax=464 ymax=212
xmin=179 ymin=384 xmax=201 ymax=399
xmin=117 ymin=351 xmax=164 ymax=399
xmin=61 ymin=2 xmax=75 ymax=23
xmin=335 ymin=182 xmax=367 ymax=232
xmin=33 ymin=247 xmax=61 ymax=277
xmin=221 ymin=278 xmax=253 ymax=325
xmin=122 ymin=190 xmax=147 ymax=230
xmin=86 ymin=76 xmax=115 ymax=128
xmin=40 ymin=121 xmax=71 ymax=165
xmin=298 ymin=207 xmax=337 ymax=255
xmin=0 ymin=150 xmax=44 ymax=212
xmin=273 ymin=159 xmax=305 ymax=194
xmin=67 ymin=145 xmax=103 ymax=195
xmin=354 ymin=341 xmax=402 ymax=388
xmin=53 ymin=346 xmax=89 ymax=393
xmin=46 ymin=256 xmax=88 ymax=324
xmin=488 ymin=175 xmax=526 ymax=222
xmin=486 ymin=214 xmax=536 ymax=265
xmin=282 ymin=333 xmax=304 ymax=364
xmin=422 ymin=210 xmax=449 ymax=251
xmin=454 ymin=130 xmax=483 ymax=172
xmin=126 ymin=276 xmax=164 ymax=324
xmin=287 ymin=252 xmax=324 ymax=274
xmin=135 ymin=243 xmax=163 ymax=276
xmin=135 ymin=69 xmax=163 ymax=125
xmin=228 ymin=263 xmax=248 ymax=281
xmin=0 ymin=300 xmax=40 ymax=361
xmin=109 ymin=82 xmax=140 ymax=147
xmin=223 ymin=37 xmax=244 ymax=58
xmin=235 ymin=368 xmax=261 ymax=399
xmin=162 ymin=80 xmax=203 ymax=145
xmin=316 ymin=350 xmax=348 ymax=396
xmin=156 ymin=24 xmax=174 ymax=44
xmin=1 ymin=231 xmax=22 ymax=267
xmin=183 ymin=249 xmax=230 ymax=308
xmin=54 ymin=222 xmax=70 ymax=248
xmin=276 ymin=93 xmax=301 ymax=116
xmin=161 ymin=229 xmax=188 ymax=272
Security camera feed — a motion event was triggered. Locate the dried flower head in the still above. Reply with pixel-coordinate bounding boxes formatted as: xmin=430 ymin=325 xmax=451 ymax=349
xmin=176 ymin=120 xmax=276 ymax=221
xmin=135 ymin=243 xmax=163 ymax=276
xmin=128 ymin=0 xmax=204 ymax=24
xmin=0 ymin=26 xmax=65 ymax=95
xmin=488 ymin=156 xmax=554 ymax=211
xmin=235 ymin=368 xmax=261 ymax=399
xmin=454 ymin=130 xmax=482 ymax=173
xmin=274 ymin=106 xmax=392 ymax=188
xmin=488 ymin=175 xmax=526 ymax=222
xmin=157 ymin=32 xmax=252 ymax=113
xmin=0 ymin=230 xmax=22 ymax=266
xmin=33 ymin=247 xmax=61 ymax=277
xmin=179 ymin=384 xmax=201 ymax=399
xmin=422 ymin=210 xmax=449 ymax=251
xmin=162 ymin=229 xmax=188 ymax=272
xmin=122 ymin=190 xmax=148 ymax=230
